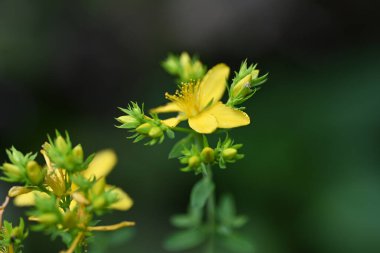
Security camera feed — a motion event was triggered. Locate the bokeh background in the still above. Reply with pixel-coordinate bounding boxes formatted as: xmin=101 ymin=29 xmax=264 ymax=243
xmin=1 ymin=0 xmax=379 ymax=252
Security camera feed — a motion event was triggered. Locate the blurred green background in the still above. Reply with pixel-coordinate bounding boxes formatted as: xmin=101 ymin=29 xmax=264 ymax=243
xmin=0 ymin=0 xmax=379 ymax=252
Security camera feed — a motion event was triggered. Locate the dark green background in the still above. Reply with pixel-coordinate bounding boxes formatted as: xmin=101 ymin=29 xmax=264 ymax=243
xmin=1 ymin=0 xmax=379 ymax=252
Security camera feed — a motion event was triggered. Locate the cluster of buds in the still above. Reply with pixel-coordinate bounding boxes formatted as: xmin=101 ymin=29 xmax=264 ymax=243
xmin=117 ymin=102 xmax=175 ymax=145
xmin=227 ymin=60 xmax=268 ymax=108
xmin=43 ymin=131 xmax=94 ymax=173
xmin=178 ymin=137 xmax=243 ymax=173
xmin=162 ymin=52 xmax=207 ymax=83
xmin=0 ymin=147 xmax=45 ymax=186
xmin=0 ymin=218 xmax=28 ymax=253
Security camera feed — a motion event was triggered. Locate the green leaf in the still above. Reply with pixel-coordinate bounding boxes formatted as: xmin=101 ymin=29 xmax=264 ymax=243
xmin=164 ymin=229 xmax=206 ymax=251
xmin=190 ymin=177 xmax=215 ymax=210
xmin=170 ymin=214 xmax=195 ymax=228
xmin=169 ymin=134 xmax=194 ymax=159
xmin=220 ymin=233 xmax=254 ymax=253
xmin=218 ymin=194 xmax=236 ymax=225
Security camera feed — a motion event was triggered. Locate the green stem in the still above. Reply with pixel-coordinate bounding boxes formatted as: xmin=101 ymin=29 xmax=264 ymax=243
xmin=204 ymin=164 xmax=216 ymax=253
xmin=172 ymin=127 xmax=194 ymax=134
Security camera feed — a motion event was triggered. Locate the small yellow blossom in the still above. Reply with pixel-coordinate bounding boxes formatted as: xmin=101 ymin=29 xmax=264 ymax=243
xmin=151 ymin=64 xmax=250 ymax=133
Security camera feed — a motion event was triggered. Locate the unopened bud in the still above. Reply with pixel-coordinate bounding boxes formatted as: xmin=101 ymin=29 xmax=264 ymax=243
xmin=73 ymin=144 xmax=84 ymax=161
xmin=117 ymin=116 xmax=140 ymax=128
xmin=200 ymin=147 xmax=215 ymax=163
xmin=222 ymin=148 xmax=237 ymax=160
xmin=11 ymin=227 xmax=21 ymax=238
xmin=232 ymin=75 xmax=252 ymax=98
xmin=2 ymin=163 xmax=22 ymax=178
xmin=136 ymin=122 xmax=152 ymax=134
xmin=188 ymin=156 xmax=200 ymax=168
xmin=55 ymin=136 xmax=68 ymax=153
xmin=8 ymin=186 xmax=33 ymax=198
xmin=63 ymin=211 xmax=77 ymax=229
xmin=26 ymin=161 xmax=44 ymax=185
xmin=38 ymin=213 xmax=59 ymax=225
xmin=148 ymin=126 xmax=163 ymax=138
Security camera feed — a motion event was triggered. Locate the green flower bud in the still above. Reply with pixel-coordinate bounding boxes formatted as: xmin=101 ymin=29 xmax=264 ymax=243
xmin=11 ymin=227 xmax=21 ymax=238
xmin=73 ymin=144 xmax=84 ymax=161
xmin=188 ymin=156 xmax=201 ymax=168
xmin=148 ymin=126 xmax=163 ymax=138
xmin=222 ymin=148 xmax=237 ymax=160
xmin=117 ymin=115 xmax=140 ymax=128
xmin=38 ymin=213 xmax=59 ymax=225
xmin=55 ymin=136 xmax=68 ymax=153
xmin=136 ymin=122 xmax=152 ymax=134
xmin=63 ymin=211 xmax=77 ymax=229
xmin=2 ymin=163 xmax=22 ymax=179
xmin=26 ymin=161 xmax=44 ymax=185
xmin=201 ymin=147 xmax=215 ymax=163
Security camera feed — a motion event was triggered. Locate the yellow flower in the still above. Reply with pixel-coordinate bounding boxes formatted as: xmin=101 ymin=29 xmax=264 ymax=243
xmin=151 ymin=64 xmax=250 ymax=134
xmin=12 ymin=150 xmax=133 ymax=211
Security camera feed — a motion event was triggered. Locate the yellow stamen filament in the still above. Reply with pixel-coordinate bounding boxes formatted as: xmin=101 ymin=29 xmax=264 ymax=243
xmin=165 ymin=82 xmax=200 ymax=117
xmin=86 ymin=221 xmax=135 ymax=231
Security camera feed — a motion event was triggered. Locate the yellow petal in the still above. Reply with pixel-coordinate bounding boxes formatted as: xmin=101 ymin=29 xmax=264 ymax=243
xmin=198 ymin=64 xmax=230 ymax=109
xmin=161 ymin=117 xmax=182 ymax=127
xmin=151 ymin=102 xmax=181 ymax=114
xmin=108 ymin=186 xmax=133 ymax=211
xmin=13 ymin=191 xmax=49 ymax=207
xmin=188 ymin=112 xmax=218 ymax=134
xmin=208 ymin=102 xmax=250 ymax=128
xmin=82 ymin=150 xmax=117 ymax=180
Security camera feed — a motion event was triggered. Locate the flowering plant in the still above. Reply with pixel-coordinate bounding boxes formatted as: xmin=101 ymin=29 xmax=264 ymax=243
xmin=0 ymin=132 xmax=134 ymax=253
xmin=117 ymin=52 xmax=267 ymax=252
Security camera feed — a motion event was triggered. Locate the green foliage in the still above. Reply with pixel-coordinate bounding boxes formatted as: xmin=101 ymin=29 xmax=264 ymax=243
xmin=191 ymin=177 xmax=215 ymax=210
xmin=117 ymin=102 xmax=175 ymax=145
xmin=0 ymin=218 xmax=28 ymax=253
xmin=164 ymin=228 xmax=207 ymax=251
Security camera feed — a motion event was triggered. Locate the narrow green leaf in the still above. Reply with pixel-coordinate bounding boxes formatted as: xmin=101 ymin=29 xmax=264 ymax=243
xmin=168 ymin=134 xmax=194 ymax=159
xmin=164 ymin=229 xmax=206 ymax=251
xmin=170 ymin=214 xmax=195 ymax=228
xmin=220 ymin=233 xmax=254 ymax=253
xmin=190 ymin=177 xmax=215 ymax=210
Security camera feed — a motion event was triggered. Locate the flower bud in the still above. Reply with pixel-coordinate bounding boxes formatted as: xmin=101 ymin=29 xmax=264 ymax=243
xmin=117 ymin=115 xmax=140 ymax=128
xmin=73 ymin=144 xmax=83 ymax=161
xmin=26 ymin=161 xmax=44 ymax=185
xmin=63 ymin=211 xmax=77 ymax=229
xmin=200 ymin=147 xmax=215 ymax=163
xmin=188 ymin=156 xmax=200 ymax=168
xmin=232 ymin=75 xmax=252 ymax=98
xmin=38 ymin=213 xmax=59 ymax=225
xmin=222 ymin=148 xmax=237 ymax=160
xmin=8 ymin=186 xmax=33 ymax=198
xmin=136 ymin=122 xmax=152 ymax=134
xmin=148 ymin=126 xmax=163 ymax=138
xmin=11 ymin=227 xmax=21 ymax=238
xmin=2 ymin=163 xmax=22 ymax=179
xmin=55 ymin=136 xmax=68 ymax=153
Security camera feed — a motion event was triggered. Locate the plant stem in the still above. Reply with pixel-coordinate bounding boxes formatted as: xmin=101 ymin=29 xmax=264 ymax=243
xmin=172 ymin=127 xmax=194 ymax=133
xmin=204 ymin=165 xmax=216 ymax=253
